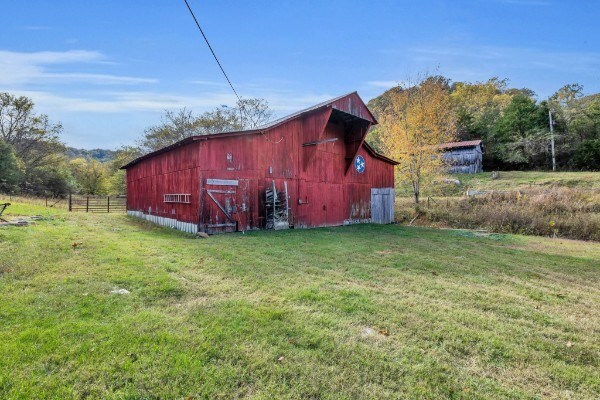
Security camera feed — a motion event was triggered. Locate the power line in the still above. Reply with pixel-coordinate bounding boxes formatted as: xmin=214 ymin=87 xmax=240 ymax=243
xmin=181 ymin=1 xmax=282 ymax=143
xmin=183 ymin=0 xmax=242 ymax=103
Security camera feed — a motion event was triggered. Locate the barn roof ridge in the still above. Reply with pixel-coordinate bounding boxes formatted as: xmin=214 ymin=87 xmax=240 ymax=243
xmin=256 ymin=91 xmax=377 ymax=130
xmin=121 ymin=92 xmax=391 ymax=169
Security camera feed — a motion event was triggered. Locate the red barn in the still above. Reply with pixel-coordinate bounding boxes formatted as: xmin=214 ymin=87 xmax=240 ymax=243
xmin=121 ymin=92 xmax=397 ymax=234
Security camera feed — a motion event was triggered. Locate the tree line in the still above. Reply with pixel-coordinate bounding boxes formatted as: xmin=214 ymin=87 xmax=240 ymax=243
xmin=368 ymin=76 xmax=600 ymax=171
xmin=0 ymin=92 xmax=271 ymax=197
xmin=367 ymin=75 xmax=600 ymax=203
xmin=1 ymin=77 xmax=598 ymax=199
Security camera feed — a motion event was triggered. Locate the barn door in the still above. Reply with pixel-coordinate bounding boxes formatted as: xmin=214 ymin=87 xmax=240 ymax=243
xmin=370 ymin=188 xmax=395 ymax=224
xmin=200 ymin=178 xmax=248 ymax=234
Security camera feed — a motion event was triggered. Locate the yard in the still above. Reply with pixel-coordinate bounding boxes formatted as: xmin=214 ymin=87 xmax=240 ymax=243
xmin=1 ymin=202 xmax=599 ymax=399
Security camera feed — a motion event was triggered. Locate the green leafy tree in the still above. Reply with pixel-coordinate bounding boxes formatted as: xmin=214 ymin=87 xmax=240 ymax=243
xmin=0 ymin=140 xmax=23 ymax=193
xmin=25 ymin=160 xmax=75 ymax=197
xmin=69 ymin=158 xmax=109 ymax=195
xmin=107 ymin=146 xmax=143 ymax=195
xmin=139 ymin=99 xmax=272 ymax=153
xmin=549 ymin=84 xmax=584 ymax=129
xmin=0 ymin=93 xmax=65 ymax=172
xmin=0 ymin=92 xmax=68 ymax=194
xmin=573 ymin=139 xmax=600 ymax=170
xmin=491 ymin=94 xmax=548 ymax=167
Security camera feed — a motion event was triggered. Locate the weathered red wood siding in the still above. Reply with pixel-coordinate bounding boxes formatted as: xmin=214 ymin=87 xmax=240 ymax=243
xmin=295 ymin=109 xmax=393 ymax=228
xmin=125 ymin=93 xmax=395 ymax=232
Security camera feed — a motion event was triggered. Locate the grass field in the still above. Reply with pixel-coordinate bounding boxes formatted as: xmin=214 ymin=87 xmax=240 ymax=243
xmin=1 ymin=202 xmax=600 ymax=399
xmin=396 ymin=171 xmax=600 ymax=241
xmin=453 ymin=171 xmax=600 ymax=191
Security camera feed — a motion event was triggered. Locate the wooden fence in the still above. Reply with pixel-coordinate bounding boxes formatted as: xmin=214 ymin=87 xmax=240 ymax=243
xmin=68 ymin=194 xmax=127 ymax=213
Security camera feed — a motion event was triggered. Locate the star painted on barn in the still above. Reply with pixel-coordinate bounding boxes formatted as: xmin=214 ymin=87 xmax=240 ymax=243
xmin=354 ymin=155 xmax=365 ymax=173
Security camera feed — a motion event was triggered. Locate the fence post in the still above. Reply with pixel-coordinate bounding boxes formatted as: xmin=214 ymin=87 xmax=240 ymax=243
xmin=86 ymin=196 xmax=89 ymax=213
xmin=107 ymin=196 xmax=110 ymax=213
xmin=68 ymin=193 xmax=72 ymax=212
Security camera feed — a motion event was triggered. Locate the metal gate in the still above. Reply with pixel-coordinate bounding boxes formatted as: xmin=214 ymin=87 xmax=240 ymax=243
xmin=68 ymin=194 xmax=126 ymax=213
xmin=370 ymin=188 xmax=395 ymax=224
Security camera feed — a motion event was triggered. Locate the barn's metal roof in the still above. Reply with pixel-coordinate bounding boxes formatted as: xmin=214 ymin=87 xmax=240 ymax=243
xmin=439 ymin=140 xmax=482 ymax=150
xmin=121 ymin=93 xmax=389 ymax=169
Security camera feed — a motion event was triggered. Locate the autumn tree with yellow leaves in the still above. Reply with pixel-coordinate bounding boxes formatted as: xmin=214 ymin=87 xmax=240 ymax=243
xmin=379 ymin=76 xmax=456 ymax=204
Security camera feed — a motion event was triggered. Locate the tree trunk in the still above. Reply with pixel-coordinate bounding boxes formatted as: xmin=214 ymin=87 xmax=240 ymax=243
xmin=413 ymin=178 xmax=420 ymax=204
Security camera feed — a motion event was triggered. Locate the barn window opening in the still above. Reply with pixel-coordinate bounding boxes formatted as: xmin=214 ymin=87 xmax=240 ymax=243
xmin=164 ymin=194 xmax=191 ymax=204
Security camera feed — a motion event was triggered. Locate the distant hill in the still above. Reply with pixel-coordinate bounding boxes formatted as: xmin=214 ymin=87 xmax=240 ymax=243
xmin=66 ymin=147 xmax=116 ymax=162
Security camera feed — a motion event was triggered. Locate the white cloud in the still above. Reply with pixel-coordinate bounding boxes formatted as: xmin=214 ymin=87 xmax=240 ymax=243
xmin=186 ymin=80 xmax=227 ymax=86
xmin=0 ymin=50 xmax=103 ymax=64
xmin=11 ymin=88 xmax=336 ymax=117
xmin=0 ymin=49 xmax=155 ymax=86
xmin=42 ymin=73 xmax=157 ymax=85
xmin=21 ymin=25 xmax=52 ymax=31
xmin=10 ymin=90 xmax=238 ymax=113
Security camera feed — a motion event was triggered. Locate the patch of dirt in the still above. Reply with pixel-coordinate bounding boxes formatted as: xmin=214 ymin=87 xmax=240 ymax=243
xmin=360 ymin=326 xmax=390 ymax=339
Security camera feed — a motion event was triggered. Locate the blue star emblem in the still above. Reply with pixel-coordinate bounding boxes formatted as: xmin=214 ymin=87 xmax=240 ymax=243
xmin=354 ymin=155 xmax=365 ymax=173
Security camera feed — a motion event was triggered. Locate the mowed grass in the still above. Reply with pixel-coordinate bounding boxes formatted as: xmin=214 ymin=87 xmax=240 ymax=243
xmin=1 ymin=203 xmax=599 ymax=399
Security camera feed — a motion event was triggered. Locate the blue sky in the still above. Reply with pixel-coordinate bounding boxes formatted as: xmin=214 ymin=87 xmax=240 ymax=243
xmin=2 ymin=0 xmax=599 ymax=149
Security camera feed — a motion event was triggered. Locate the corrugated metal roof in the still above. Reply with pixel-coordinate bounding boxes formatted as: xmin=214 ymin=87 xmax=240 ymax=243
xmin=439 ymin=140 xmax=482 ymax=150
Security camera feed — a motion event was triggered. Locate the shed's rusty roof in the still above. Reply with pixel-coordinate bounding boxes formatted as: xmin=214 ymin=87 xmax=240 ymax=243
xmin=439 ymin=140 xmax=482 ymax=150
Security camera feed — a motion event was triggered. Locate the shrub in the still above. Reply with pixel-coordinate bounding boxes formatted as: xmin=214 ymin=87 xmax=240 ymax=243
xmin=573 ymin=139 xmax=600 ymax=171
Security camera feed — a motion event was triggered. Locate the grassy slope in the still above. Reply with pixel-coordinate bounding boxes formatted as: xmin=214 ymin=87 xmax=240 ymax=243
xmin=452 ymin=171 xmax=600 ymax=192
xmin=1 ymin=203 xmax=599 ymax=399
xmin=395 ymin=172 xmax=600 ymax=241
xmin=395 ymin=171 xmax=600 ymax=198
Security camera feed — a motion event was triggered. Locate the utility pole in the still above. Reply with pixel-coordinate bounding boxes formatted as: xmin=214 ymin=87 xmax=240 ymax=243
xmin=549 ymin=110 xmax=556 ymax=172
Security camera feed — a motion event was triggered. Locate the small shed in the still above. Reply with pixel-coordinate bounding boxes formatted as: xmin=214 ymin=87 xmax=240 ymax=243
xmin=440 ymin=140 xmax=483 ymax=174
xmin=121 ymin=92 xmax=398 ymax=234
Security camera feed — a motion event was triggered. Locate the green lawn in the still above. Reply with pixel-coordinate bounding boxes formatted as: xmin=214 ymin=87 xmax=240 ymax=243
xmin=1 ymin=203 xmax=599 ymax=399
